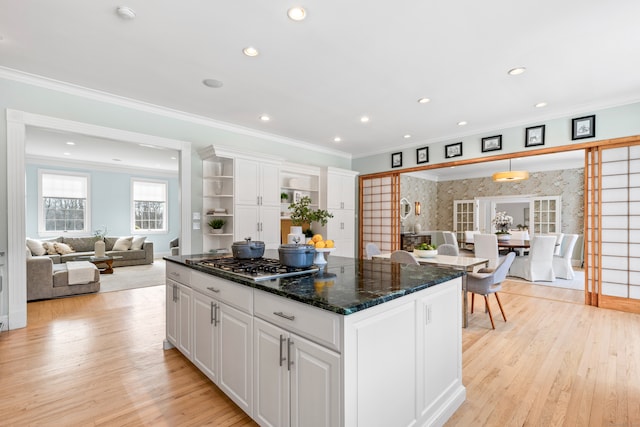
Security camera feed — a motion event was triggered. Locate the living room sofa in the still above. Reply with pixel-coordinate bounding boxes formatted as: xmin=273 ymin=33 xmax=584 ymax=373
xmin=27 ymin=236 xmax=154 ymax=267
xmin=27 ymin=254 xmax=101 ymax=301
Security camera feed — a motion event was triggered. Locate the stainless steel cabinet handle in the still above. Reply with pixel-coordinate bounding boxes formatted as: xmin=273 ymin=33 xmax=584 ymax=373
xmin=172 ymin=283 xmax=178 ymax=302
xmin=210 ymin=301 xmax=215 ymax=324
xmin=170 ymin=271 xmax=180 ymax=278
xmin=274 ymin=311 xmax=295 ymax=321
xmin=279 ymin=334 xmax=286 ymax=367
xmin=206 ymin=286 xmax=220 ymax=293
xmin=213 ymin=303 xmax=219 ymax=327
xmin=287 ymin=338 xmax=294 ymax=371
xmin=257 ymin=196 xmax=260 ymax=205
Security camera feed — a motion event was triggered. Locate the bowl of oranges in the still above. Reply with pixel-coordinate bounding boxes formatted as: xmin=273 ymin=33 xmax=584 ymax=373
xmin=306 ymin=234 xmax=335 ymax=265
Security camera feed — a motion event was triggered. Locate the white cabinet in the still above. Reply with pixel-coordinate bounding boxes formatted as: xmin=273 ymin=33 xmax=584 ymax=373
xmin=254 ymin=290 xmax=341 ymax=427
xmin=254 ymin=318 xmax=340 ymax=427
xmin=322 ymin=167 xmax=359 ymax=258
xmin=165 ymin=263 xmax=192 ymax=356
xmin=236 ymin=158 xmax=281 ymax=248
xmin=166 ymin=279 xmax=192 ymax=358
xmin=191 ymin=271 xmax=254 ymax=414
xmin=279 ymin=163 xmax=321 ymax=219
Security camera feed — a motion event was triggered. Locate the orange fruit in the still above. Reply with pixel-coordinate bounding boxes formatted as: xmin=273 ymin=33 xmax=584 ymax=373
xmin=315 ymin=240 xmax=326 ymax=249
xmin=324 ymin=240 xmax=335 ymax=248
xmin=306 ymin=239 xmax=314 ymax=245
xmin=312 ymin=234 xmax=324 ymax=243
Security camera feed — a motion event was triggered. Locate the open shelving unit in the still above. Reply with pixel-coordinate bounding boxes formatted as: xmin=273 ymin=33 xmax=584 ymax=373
xmin=200 ymin=148 xmax=235 ymax=253
xmin=279 ymin=164 xmax=321 ymax=220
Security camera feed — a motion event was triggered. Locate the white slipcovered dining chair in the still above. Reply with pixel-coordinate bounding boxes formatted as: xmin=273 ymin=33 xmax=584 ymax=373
xmin=553 ymin=233 xmax=579 ymax=279
xmin=474 ymin=234 xmax=500 ymax=270
xmin=365 ymin=242 xmax=381 ymax=260
xmin=508 ymin=235 xmax=556 ymax=281
xmin=467 ymin=252 xmax=516 ymax=329
xmin=390 ymin=250 xmax=419 ymax=265
xmin=437 ymin=244 xmax=459 ymax=256
xmin=442 ymin=231 xmax=458 ymax=247
xmin=542 ymin=232 xmax=565 ymax=256
xmin=508 ymin=230 xmax=530 ymax=256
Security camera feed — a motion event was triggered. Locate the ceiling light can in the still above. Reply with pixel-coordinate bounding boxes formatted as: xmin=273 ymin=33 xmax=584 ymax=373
xmin=287 ymin=7 xmax=306 ymax=21
xmin=417 ymin=98 xmax=430 ymax=104
xmin=243 ymin=47 xmax=259 ymax=57
xmin=508 ymin=67 xmax=526 ymax=76
xmin=259 ymin=115 xmax=270 ymax=122
xmin=116 ymin=6 xmax=136 ymax=19
xmin=203 ymin=79 xmax=224 ymax=88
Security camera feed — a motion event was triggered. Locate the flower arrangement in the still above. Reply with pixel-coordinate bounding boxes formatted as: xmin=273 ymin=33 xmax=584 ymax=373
xmin=492 ymin=211 xmax=513 ymax=234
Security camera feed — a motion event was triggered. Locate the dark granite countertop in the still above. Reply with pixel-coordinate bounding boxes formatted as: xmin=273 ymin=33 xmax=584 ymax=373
xmin=164 ymin=251 xmax=464 ymax=315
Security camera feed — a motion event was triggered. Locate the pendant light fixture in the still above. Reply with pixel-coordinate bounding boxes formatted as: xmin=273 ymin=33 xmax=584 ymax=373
xmin=492 ymin=159 xmax=529 ymax=182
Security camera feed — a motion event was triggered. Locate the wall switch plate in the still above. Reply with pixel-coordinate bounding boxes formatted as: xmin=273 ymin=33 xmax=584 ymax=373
xmin=192 ymin=212 xmax=201 ymax=220
xmin=193 ymin=221 xmax=201 ymax=230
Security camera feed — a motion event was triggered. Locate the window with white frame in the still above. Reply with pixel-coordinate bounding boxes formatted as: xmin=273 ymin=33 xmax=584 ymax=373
xmin=39 ymin=170 xmax=90 ymax=234
xmin=132 ymin=179 xmax=167 ymax=232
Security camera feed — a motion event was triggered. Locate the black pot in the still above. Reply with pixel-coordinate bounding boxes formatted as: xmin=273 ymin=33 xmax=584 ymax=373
xmin=232 ymin=238 xmax=265 ymax=259
xmin=278 ymin=244 xmax=316 ymax=268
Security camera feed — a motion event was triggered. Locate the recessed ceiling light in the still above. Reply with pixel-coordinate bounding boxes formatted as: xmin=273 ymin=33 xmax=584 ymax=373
xmin=535 ymin=101 xmax=548 ymax=108
xmin=417 ymin=98 xmax=430 ymax=104
xmin=287 ymin=7 xmax=306 ymax=21
xmin=113 ymin=158 xmax=122 ymax=162
xmin=403 ymin=134 xmax=411 ymax=139
xmin=259 ymin=114 xmax=270 ymax=122
xmin=243 ymin=47 xmax=259 ymax=57
xmin=333 ymin=137 xmax=342 ymax=143
xmin=66 ymin=141 xmax=75 ymax=145
xmin=116 ymin=6 xmax=136 ymax=20
xmin=508 ymin=67 xmax=526 ymax=76
xmin=203 ymin=79 xmax=224 ymax=88
xmin=360 ymin=116 xmax=370 ymax=123
xmin=63 ymin=152 xmax=71 ymax=156
xmin=457 ymin=121 xmax=467 ymax=126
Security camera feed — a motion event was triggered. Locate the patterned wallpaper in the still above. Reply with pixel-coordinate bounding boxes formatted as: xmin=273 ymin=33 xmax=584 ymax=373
xmin=401 ymin=168 xmax=584 ymax=235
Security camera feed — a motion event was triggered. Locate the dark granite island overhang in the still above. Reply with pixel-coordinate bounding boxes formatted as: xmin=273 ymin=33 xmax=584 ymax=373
xmin=164 ymin=253 xmax=466 ymax=427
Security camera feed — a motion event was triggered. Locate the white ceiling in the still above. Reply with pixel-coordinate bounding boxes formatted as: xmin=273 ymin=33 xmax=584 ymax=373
xmin=2 ymin=0 xmax=640 ymax=160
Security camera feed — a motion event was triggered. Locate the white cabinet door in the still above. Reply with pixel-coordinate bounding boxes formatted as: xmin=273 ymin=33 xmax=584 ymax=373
xmin=326 ymin=210 xmax=355 ymax=258
xmin=166 ymin=282 xmax=178 ymax=347
xmin=260 ymin=162 xmax=281 ymax=207
xmin=235 ymin=204 xmax=260 ymax=241
xmin=236 ymin=159 xmax=260 ymax=206
xmin=218 ymin=302 xmax=253 ymax=415
xmin=177 ymin=283 xmax=192 ymax=359
xmin=254 ymin=318 xmax=290 ymax=427
xmin=289 ymin=334 xmax=340 ymax=427
xmin=327 ymin=171 xmax=356 ymax=210
xmin=260 ymin=205 xmax=283 ymax=249
xmin=192 ymin=290 xmax=218 ymax=382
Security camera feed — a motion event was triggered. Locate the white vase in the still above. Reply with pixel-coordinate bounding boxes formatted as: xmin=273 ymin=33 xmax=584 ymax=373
xmin=94 ymin=240 xmax=105 ymax=257
xmin=288 ymin=226 xmax=306 ymax=244
xmin=497 ymin=234 xmax=511 ymax=241
xmin=414 ymin=223 xmax=422 ymax=233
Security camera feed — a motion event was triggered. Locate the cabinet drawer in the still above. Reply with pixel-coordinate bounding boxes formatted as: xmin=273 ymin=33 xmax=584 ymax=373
xmin=254 ymin=290 xmax=342 ymax=352
xmin=191 ymin=271 xmax=253 ymax=313
xmin=166 ymin=262 xmax=191 ymax=286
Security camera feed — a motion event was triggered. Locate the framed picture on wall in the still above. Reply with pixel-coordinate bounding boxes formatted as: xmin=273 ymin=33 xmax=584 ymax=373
xmin=445 ymin=142 xmax=463 ymax=159
xmin=481 ymin=135 xmax=502 ymax=152
xmin=391 ymin=152 xmax=402 ymax=168
xmin=572 ymin=115 xmax=595 ymax=140
xmin=416 ymin=147 xmax=429 ymax=164
xmin=525 ymin=125 xmax=545 ymax=147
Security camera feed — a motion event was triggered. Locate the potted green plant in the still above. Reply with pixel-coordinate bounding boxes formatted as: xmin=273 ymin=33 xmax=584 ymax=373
xmin=208 ymin=218 xmax=226 ymax=234
xmin=288 ymin=196 xmax=333 ymax=227
xmin=280 ymin=192 xmax=289 ymax=202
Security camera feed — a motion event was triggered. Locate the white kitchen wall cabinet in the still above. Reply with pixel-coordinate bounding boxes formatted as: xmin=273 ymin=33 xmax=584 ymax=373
xmin=279 ymin=163 xmax=321 ymax=219
xmin=235 ymin=158 xmax=282 ymax=248
xmin=322 ymin=167 xmax=359 ymax=257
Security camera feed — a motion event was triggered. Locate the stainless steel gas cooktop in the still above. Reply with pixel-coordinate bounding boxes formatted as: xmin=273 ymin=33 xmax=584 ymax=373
xmin=185 ymin=256 xmax=318 ymax=281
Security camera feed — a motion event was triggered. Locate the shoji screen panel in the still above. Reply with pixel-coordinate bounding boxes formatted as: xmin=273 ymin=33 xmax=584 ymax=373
xmin=360 ymin=174 xmax=398 ymax=258
xmin=596 ymin=145 xmax=640 ymax=312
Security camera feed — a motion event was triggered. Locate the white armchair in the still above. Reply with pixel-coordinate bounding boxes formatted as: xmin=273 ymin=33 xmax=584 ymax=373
xmin=553 ymin=234 xmax=579 ymax=279
xmin=508 ymin=235 xmax=556 ymax=282
xmin=467 ymin=252 xmax=516 ymax=329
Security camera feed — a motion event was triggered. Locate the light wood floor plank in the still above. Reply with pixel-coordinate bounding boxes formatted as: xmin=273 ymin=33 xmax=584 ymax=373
xmin=1 ymin=282 xmax=639 ymax=426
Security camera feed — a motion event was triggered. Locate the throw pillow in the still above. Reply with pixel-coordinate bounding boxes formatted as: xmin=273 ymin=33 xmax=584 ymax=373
xmin=112 ymin=236 xmax=133 ymax=251
xmin=54 ymin=242 xmax=75 ymax=255
xmin=130 ymin=236 xmax=146 ymax=250
xmin=26 ymin=238 xmax=46 ymax=256
xmin=42 ymin=242 xmax=59 ymax=255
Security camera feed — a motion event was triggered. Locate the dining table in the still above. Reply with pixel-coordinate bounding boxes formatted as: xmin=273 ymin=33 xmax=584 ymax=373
xmin=461 ymin=238 xmax=531 ymax=249
xmin=371 ymin=252 xmax=489 ymax=328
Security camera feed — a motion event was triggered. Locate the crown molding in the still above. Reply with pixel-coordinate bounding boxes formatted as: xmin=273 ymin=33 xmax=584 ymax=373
xmin=0 ymin=66 xmax=352 ymax=160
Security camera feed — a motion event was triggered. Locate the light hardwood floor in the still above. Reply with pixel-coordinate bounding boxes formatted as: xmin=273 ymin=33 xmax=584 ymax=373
xmin=1 ymin=282 xmax=639 ymax=426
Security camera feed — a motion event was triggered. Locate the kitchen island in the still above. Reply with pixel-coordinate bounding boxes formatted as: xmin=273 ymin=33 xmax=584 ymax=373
xmin=164 ymin=252 xmax=466 ymax=427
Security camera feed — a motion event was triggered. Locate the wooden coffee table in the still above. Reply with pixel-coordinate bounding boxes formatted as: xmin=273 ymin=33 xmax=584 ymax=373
xmin=74 ymin=255 xmax=123 ymax=274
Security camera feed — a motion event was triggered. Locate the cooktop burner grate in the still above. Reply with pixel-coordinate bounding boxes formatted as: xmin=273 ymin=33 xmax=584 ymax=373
xmin=187 ymin=256 xmax=318 ymax=281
